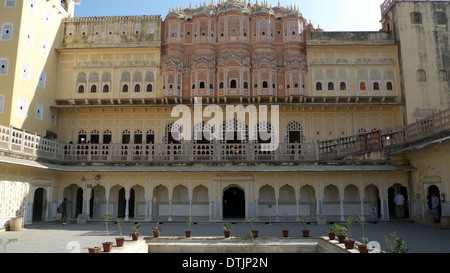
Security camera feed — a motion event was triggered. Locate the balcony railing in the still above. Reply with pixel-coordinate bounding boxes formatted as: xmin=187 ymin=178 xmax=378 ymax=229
xmin=1 ymin=108 xmax=449 ymax=164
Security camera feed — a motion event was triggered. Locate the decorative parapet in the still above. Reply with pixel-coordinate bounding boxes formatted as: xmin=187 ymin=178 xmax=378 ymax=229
xmin=380 ymin=0 xmax=449 ymax=17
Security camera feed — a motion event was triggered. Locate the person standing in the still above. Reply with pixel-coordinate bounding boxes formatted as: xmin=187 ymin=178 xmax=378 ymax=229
xmin=394 ymin=192 xmax=405 ymax=218
xmin=60 ymin=198 xmax=68 ymax=225
xmin=431 ymin=193 xmax=440 ymax=223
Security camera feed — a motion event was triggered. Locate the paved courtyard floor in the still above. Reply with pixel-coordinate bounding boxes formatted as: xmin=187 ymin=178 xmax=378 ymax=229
xmin=1 ymin=220 xmax=449 ymax=254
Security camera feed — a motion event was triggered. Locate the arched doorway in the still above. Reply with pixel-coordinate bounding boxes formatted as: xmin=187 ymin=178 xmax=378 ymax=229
xmin=118 ymin=188 xmax=126 ymax=218
xmin=388 ymin=184 xmax=409 ymax=219
xmin=32 ymin=188 xmax=45 ymax=222
xmin=428 ymin=185 xmax=441 ymax=223
xmin=75 ymin=188 xmax=83 ymax=218
xmin=223 ymin=186 xmax=245 ymax=219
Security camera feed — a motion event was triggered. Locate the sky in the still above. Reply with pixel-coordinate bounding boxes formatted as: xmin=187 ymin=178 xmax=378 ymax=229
xmin=73 ymin=0 xmax=385 ymax=31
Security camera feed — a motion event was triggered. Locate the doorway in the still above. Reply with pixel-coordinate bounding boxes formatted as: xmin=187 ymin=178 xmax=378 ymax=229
xmin=75 ymin=188 xmax=83 ymax=218
xmin=428 ymin=185 xmax=441 ymax=223
xmin=32 ymin=188 xmax=45 ymax=222
xmin=223 ymin=186 xmax=245 ymax=219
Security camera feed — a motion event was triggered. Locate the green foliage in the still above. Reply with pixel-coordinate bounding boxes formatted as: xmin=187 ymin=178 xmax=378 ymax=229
xmin=131 ymin=223 xmax=141 ymax=235
xmin=300 ymin=213 xmax=308 ymax=230
xmin=0 ymin=238 xmax=18 ymax=253
xmin=116 ymin=218 xmax=124 ymax=238
xmin=100 ymin=214 xmax=112 ymax=242
xmin=223 ymin=223 xmax=231 ymax=231
xmin=385 ymin=231 xmax=408 ymax=253
xmin=186 ymin=214 xmax=193 ymax=231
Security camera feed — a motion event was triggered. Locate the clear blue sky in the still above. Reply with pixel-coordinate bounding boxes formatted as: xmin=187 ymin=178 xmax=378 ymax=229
xmin=74 ymin=0 xmax=385 ymax=31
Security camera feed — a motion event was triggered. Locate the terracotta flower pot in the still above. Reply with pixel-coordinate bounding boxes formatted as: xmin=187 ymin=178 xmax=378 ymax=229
xmin=153 ymin=230 xmax=160 ymax=238
xmin=302 ymin=229 xmax=310 ymax=237
xmin=102 ymin=242 xmax=113 ymax=252
xmin=224 ymin=230 xmax=231 ymax=238
xmin=251 ymin=230 xmax=259 ymax=238
xmin=328 ymin=232 xmax=336 ymax=240
xmin=131 ymin=233 xmax=139 ymax=241
xmin=337 ymin=235 xmax=346 ymax=243
xmin=185 ymin=230 xmax=192 ymax=238
xmin=282 ymin=230 xmax=289 ymax=238
xmin=344 ymin=239 xmax=355 ymax=249
xmin=88 ymin=247 xmax=101 ymax=253
xmin=358 ymin=245 xmax=369 ymax=253
xmin=115 ymin=237 xmax=125 ymax=247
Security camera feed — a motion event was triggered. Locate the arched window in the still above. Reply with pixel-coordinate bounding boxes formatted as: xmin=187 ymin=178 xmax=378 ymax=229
xmin=78 ymin=85 xmax=85 ymax=93
xmin=294 ymin=83 xmax=299 ymax=88
xmin=359 ymin=82 xmax=366 ymax=91
xmin=199 ymin=81 xmax=205 ymax=89
xmin=328 ymin=82 xmax=334 ymax=91
xmin=219 ymin=82 xmax=224 ymax=89
xmin=134 ymin=84 xmax=141 ymax=92
xmin=386 ymin=82 xmax=393 ymax=90
xmin=192 ymin=84 xmax=196 ymax=89
xmin=103 ymin=84 xmax=109 ymax=93
xmin=230 ymin=79 xmax=237 ymax=88
xmin=340 ymin=82 xmax=346 ymax=90
xmin=146 ymin=84 xmax=153 ymax=92
xmin=417 ymin=69 xmax=426 ymax=82
xmin=122 ymin=84 xmax=129 ymax=93
xmin=316 ymin=82 xmax=322 ymax=90
xmin=243 ymin=82 xmax=248 ymax=89
xmin=263 ymin=81 xmax=268 ymax=88
xmin=90 ymin=85 xmax=97 ymax=93
xmin=373 ymin=82 xmax=380 ymax=90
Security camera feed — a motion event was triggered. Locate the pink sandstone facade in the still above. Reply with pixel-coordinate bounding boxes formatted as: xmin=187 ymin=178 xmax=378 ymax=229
xmin=161 ymin=1 xmax=319 ymax=102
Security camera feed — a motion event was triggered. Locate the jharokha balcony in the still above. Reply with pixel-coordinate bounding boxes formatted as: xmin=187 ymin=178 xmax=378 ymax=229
xmin=1 ymin=108 xmax=449 ymax=165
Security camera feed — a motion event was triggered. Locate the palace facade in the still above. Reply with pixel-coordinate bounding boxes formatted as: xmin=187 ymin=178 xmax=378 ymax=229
xmin=0 ymin=0 xmax=449 ymax=228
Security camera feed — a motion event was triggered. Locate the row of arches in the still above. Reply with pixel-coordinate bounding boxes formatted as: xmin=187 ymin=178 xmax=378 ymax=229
xmin=51 ymin=182 xmax=415 ymax=222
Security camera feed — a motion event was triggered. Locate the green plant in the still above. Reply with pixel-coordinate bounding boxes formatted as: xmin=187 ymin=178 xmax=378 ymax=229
xmin=360 ymin=237 xmax=369 ymax=246
xmin=131 ymin=223 xmax=141 ymax=236
xmin=356 ymin=214 xmax=367 ymax=244
xmin=154 ymin=221 xmax=161 ymax=232
xmin=385 ymin=231 xmax=408 ymax=253
xmin=116 ymin=218 xmax=124 ymax=239
xmin=100 ymin=214 xmax=113 ymax=243
xmin=345 ymin=215 xmax=356 ymax=240
xmin=282 ymin=213 xmax=289 ymax=230
xmin=250 ymin=217 xmax=257 ymax=230
xmin=300 ymin=213 xmax=308 ymax=230
xmin=186 ymin=214 xmax=193 ymax=231
xmin=328 ymin=225 xmax=336 ymax=234
xmin=223 ymin=223 xmax=231 ymax=231
xmin=0 ymin=238 xmax=18 ymax=253
xmin=333 ymin=224 xmax=348 ymax=237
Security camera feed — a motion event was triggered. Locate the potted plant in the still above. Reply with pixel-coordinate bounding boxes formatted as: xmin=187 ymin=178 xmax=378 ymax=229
xmin=185 ymin=214 xmax=192 ymax=238
xmin=131 ymin=223 xmax=141 ymax=241
xmin=223 ymin=223 xmax=231 ymax=238
xmin=300 ymin=213 xmax=309 ymax=237
xmin=344 ymin=216 xmax=355 ymax=249
xmin=115 ymin=218 xmax=125 ymax=247
xmin=153 ymin=221 xmax=162 ymax=238
xmin=327 ymin=225 xmax=336 ymax=240
xmin=282 ymin=213 xmax=289 ymax=237
xmin=334 ymin=224 xmax=347 ymax=243
xmin=358 ymin=237 xmax=369 ymax=253
xmin=100 ymin=214 xmax=113 ymax=252
xmin=88 ymin=246 xmax=102 ymax=253
xmin=356 ymin=214 xmax=368 ymax=253
xmin=250 ymin=218 xmax=258 ymax=238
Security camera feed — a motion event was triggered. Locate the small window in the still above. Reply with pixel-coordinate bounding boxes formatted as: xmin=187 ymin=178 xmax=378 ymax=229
xmin=199 ymin=81 xmax=205 ymax=89
xmin=434 ymin=12 xmax=447 ymax=25
xmin=328 ymin=82 xmax=334 ymax=91
xmin=340 ymin=82 xmax=346 ymax=90
xmin=410 ymin=12 xmax=422 ymax=24
xmin=122 ymin=84 xmax=129 ymax=92
xmin=359 ymin=82 xmax=367 ymax=91
xmin=294 ymin=83 xmax=299 ymax=88
xmin=192 ymin=84 xmax=195 ymax=89
xmin=103 ymin=84 xmax=109 ymax=93
xmin=230 ymin=80 xmax=237 ymax=89
xmin=38 ymin=71 xmax=46 ymax=89
xmin=263 ymin=81 xmax=268 ymax=88
xmin=210 ymin=84 xmax=213 ymax=89
xmin=90 ymin=85 xmax=97 ymax=93
xmin=147 ymin=84 xmax=153 ymax=92
xmin=417 ymin=69 xmax=426 ymax=82
xmin=439 ymin=70 xmax=448 ymax=82
xmin=0 ymin=59 xmax=9 ymax=75
xmin=386 ymin=82 xmax=393 ymax=90
xmin=134 ymin=84 xmax=140 ymax=92
xmin=316 ymin=82 xmax=322 ymax=91
xmin=373 ymin=82 xmax=380 ymax=91
xmin=78 ymin=85 xmax=85 ymax=93
xmin=5 ymin=0 xmax=16 ymax=7
xmin=219 ymin=82 xmax=224 ymax=89
xmin=244 ymin=82 xmax=248 ymax=89
xmin=1 ymin=23 xmax=13 ymax=40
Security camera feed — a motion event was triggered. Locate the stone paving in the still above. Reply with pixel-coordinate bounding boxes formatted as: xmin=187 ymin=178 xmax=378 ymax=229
xmin=0 ymin=220 xmax=450 ymax=253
